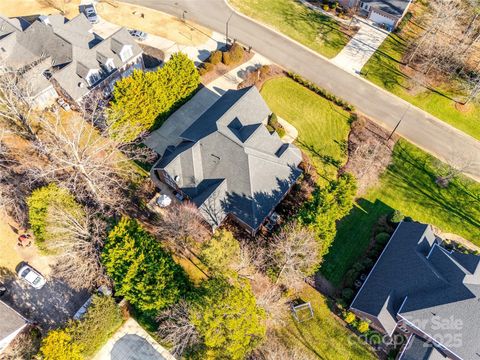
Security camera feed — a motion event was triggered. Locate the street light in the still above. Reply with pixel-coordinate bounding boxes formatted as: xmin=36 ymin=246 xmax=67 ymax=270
xmin=225 ymin=12 xmax=234 ymax=46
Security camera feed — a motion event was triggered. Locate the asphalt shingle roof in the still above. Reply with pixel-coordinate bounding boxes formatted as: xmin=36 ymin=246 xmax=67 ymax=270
xmin=362 ymin=0 xmax=411 ymax=17
xmin=154 ymin=87 xmax=302 ymax=231
xmin=399 ymin=335 xmax=447 ymax=360
xmin=351 ymin=221 xmax=480 ymax=360
xmin=0 ymin=300 xmax=26 ymax=341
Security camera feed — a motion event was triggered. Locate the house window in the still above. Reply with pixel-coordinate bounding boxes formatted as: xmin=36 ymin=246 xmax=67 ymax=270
xmin=104 ymin=58 xmax=115 ymax=72
xmin=119 ymin=45 xmax=133 ymax=62
xmin=87 ymin=71 xmax=101 ymax=86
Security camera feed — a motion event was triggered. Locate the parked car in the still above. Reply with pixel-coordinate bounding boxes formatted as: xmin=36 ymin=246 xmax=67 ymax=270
xmin=73 ymin=285 xmax=112 ymax=320
xmin=56 ymin=97 xmax=71 ymax=111
xmin=17 ymin=265 xmax=46 ymax=289
xmin=82 ymin=4 xmax=99 ymax=24
xmin=128 ymin=29 xmax=148 ymax=41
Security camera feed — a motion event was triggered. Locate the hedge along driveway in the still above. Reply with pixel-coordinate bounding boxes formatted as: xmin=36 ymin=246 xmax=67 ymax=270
xmin=228 ymin=0 xmax=350 ymax=59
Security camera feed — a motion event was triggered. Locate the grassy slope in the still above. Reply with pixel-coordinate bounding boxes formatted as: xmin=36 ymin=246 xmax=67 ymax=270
xmin=261 ymin=77 xmax=352 ymax=182
xmin=277 ymin=285 xmax=375 ymax=360
xmin=228 ymin=0 xmax=349 ymax=58
xmin=322 ymin=139 xmax=480 ymax=286
xmin=361 ymin=14 xmax=480 ymax=140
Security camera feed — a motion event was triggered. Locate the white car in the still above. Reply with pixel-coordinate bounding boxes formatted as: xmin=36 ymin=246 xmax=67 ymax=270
xmin=73 ymin=285 xmax=112 ymax=320
xmin=17 ymin=265 xmax=46 ymax=289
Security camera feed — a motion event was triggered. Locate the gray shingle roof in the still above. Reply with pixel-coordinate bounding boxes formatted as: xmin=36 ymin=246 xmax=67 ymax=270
xmin=154 ymin=87 xmax=302 ymax=232
xmin=351 ymin=221 xmax=480 ymax=360
xmin=363 ymin=0 xmax=411 ymax=17
xmin=399 ymin=335 xmax=447 ymax=360
xmin=0 ymin=299 xmax=26 ymax=342
xmin=0 ymin=13 xmax=142 ymax=102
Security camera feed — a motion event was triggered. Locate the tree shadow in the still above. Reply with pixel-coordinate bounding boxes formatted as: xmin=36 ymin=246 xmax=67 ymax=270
xmin=0 ymin=265 xmax=90 ymax=330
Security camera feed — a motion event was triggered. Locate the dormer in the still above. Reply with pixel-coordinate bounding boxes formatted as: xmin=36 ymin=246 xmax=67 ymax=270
xmin=111 ymin=38 xmax=133 ymax=62
xmin=77 ymin=62 xmax=101 ymax=86
xmin=96 ymin=52 xmax=116 ymax=72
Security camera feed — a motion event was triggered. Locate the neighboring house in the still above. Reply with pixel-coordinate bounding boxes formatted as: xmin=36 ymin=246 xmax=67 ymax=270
xmin=350 ymin=221 xmax=480 ymax=360
xmin=0 ymin=300 xmax=28 ymax=353
xmin=151 ymin=86 xmax=303 ymax=235
xmin=0 ymin=13 xmax=143 ymax=107
xmin=339 ymin=0 xmax=412 ymax=29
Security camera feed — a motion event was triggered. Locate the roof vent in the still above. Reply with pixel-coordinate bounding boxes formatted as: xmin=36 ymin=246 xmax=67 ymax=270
xmin=174 ymin=175 xmax=180 ymax=182
xmin=78 ymin=82 xmax=84 ymax=88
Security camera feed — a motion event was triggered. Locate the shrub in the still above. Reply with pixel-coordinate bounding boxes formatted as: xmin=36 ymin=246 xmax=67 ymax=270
xmin=375 ymin=232 xmax=391 ymax=245
xmin=209 ymin=50 xmax=222 ymax=65
xmin=344 ymin=311 xmax=356 ymax=324
xmin=71 ymin=296 xmax=123 ymax=357
xmin=286 ymin=72 xmax=355 ymax=112
xmin=38 ymin=330 xmax=83 ymax=360
xmin=222 ymin=51 xmax=232 ymax=65
xmin=268 ymin=113 xmax=279 ymax=128
xmin=323 ymin=4 xmax=329 ymax=10
xmin=389 ymin=209 xmax=404 ymax=223
xmin=341 ymin=288 xmax=355 ymax=303
xmin=222 ymin=43 xmax=244 ymax=66
xmin=198 ymin=62 xmax=215 ymax=75
xmin=404 ymin=216 xmax=413 ymax=222
xmin=357 ymin=320 xmax=370 ymax=334
xmin=276 ymin=126 xmax=286 ymax=138
xmin=259 ymin=65 xmax=271 ymax=77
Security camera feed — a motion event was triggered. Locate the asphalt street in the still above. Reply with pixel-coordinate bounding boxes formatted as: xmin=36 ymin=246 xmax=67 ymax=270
xmin=125 ymin=0 xmax=480 ymax=179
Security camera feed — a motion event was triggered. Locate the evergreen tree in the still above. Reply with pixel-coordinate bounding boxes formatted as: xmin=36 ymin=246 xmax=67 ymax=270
xmin=191 ymin=278 xmax=266 ymax=360
xmin=200 ymin=229 xmax=240 ymax=275
xmin=107 ymin=53 xmax=200 ymax=142
xmin=101 ymin=217 xmax=189 ymax=312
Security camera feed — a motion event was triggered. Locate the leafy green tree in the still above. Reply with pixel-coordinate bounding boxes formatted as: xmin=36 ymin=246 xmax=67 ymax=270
xmin=191 ymin=278 xmax=266 ymax=360
xmin=38 ymin=330 xmax=83 ymax=360
xmin=27 ymin=183 xmax=85 ymax=247
xmin=102 ymin=217 xmax=189 ymax=312
xmin=108 ymin=52 xmax=200 ymax=142
xmin=299 ymin=173 xmax=357 ymax=256
xmin=71 ymin=295 xmax=123 ymax=357
xmin=200 ymin=229 xmax=240 ymax=275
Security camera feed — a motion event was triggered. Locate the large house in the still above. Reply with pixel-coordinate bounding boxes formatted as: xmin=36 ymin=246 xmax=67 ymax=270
xmin=151 ymin=86 xmax=303 ymax=234
xmin=338 ymin=0 xmax=413 ymax=29
xmin=0 ymin=299 xmax=28 ymax=354
xmin=0 ymin=13 xmax=143 ymax=106
xmin=350 ymin=221 xmax=480 ymax=360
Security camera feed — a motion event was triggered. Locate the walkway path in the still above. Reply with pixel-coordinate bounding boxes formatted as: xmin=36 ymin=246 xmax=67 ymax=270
xmin=125 ymin=0 xmax=480 ymax=181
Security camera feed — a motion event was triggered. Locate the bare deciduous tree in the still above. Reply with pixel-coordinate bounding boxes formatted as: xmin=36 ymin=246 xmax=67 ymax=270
xmin=250 ymin=273 xmax=286 ymax=328
xmin=157 ymin=300 xmax=200 ymax=357
xmin=158 ymin=202 xmax=210 ymax=255
xmin=269 ymin=221 xmax=319 ymax=288
xmin=29 ymin=111 xmax=153 ymax=208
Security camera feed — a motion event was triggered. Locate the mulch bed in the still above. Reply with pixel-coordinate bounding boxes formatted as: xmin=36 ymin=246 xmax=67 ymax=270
xmin=237 ymin=64 xmax=285 ymax=90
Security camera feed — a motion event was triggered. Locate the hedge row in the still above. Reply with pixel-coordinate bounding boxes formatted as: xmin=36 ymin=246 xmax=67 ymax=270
xmin=286 ymin=72 xmax=355 ymax=111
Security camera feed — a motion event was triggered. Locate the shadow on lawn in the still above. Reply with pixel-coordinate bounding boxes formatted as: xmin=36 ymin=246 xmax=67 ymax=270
xmin=319 ymin=199 xmax=393 ymax=287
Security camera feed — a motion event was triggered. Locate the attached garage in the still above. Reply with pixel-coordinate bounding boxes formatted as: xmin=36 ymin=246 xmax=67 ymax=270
xmin=368 ymin=9 xmax=396 ymax=28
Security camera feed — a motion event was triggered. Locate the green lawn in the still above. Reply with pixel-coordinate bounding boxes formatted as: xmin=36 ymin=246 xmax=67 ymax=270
xmin=277 ymin=285 xmax=376 ymax=359
xmin=228 ymin=0 xmax=349 ymax=58
xmin=322 ymin=140 xmax=480 ymax=286
xmin=362 ymin=19 xmax=480 ymax=140
xmin=261 ymin=77 xmax=352 ymax=182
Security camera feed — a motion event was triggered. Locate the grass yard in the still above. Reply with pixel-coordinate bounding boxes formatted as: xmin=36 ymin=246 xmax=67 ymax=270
xmin=261 ymin=77 xmax=352 ymax=183
xmin=277 ymin=285 xmax=376 ymax=359
xmin=322 ymin=139 xmax=480 ymax=286
xmin=361 ymin=15 xmax=480 ymax=140
xmin=228 ymin=0 xmax=350 ymax=58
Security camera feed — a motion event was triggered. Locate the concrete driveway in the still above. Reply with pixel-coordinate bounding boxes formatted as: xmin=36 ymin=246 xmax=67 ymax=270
xmin=332 ymin=20 xmax=388 ymax=74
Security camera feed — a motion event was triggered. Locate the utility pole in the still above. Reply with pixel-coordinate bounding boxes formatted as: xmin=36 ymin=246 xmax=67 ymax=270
xmin=182 ymin=10 xmax=188 ymax=22
xmin=225 ymin=12 xmax=234 ymax=46
xmin=387 ymin=104 xmax=410 ymax=141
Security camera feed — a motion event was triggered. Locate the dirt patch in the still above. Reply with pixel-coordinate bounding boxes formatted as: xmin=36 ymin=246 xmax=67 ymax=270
xmin=342 ymin=115 xmax=397 ymax=195
xmin=454 ymin=101 xmax=473 ymax=113
xmin=200 ymin=50 xmax=255 ymax=85
xmin=238 ymin=64 xmax=285 ymax=90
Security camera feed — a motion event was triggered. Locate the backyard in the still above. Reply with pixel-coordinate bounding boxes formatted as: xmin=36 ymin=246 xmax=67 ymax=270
xmin=276 ymin=285 xmax=376 ymax=360
xmin=361 ymin=8 xmax=480 ymax=140
xmin=261 ymin=77 xmax=352 ymax=183
xmin=322 ymin=140 xmax=480 ymax=286
xmin=228 ymin=0 xmax=350 ymax=58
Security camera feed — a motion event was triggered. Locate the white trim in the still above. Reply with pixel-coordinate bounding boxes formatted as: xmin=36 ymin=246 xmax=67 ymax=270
xmin=350 ymin=221 xmax=404 ymax=309
xmin=398 ymin=334 xmax=414 ymax=360
xmin=397 ymin=313 xmax=464 ymax=360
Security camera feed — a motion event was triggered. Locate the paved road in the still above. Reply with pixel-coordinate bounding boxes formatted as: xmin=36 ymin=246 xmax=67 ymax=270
xmin=125 ymin=0 xmax=480 ymax=179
